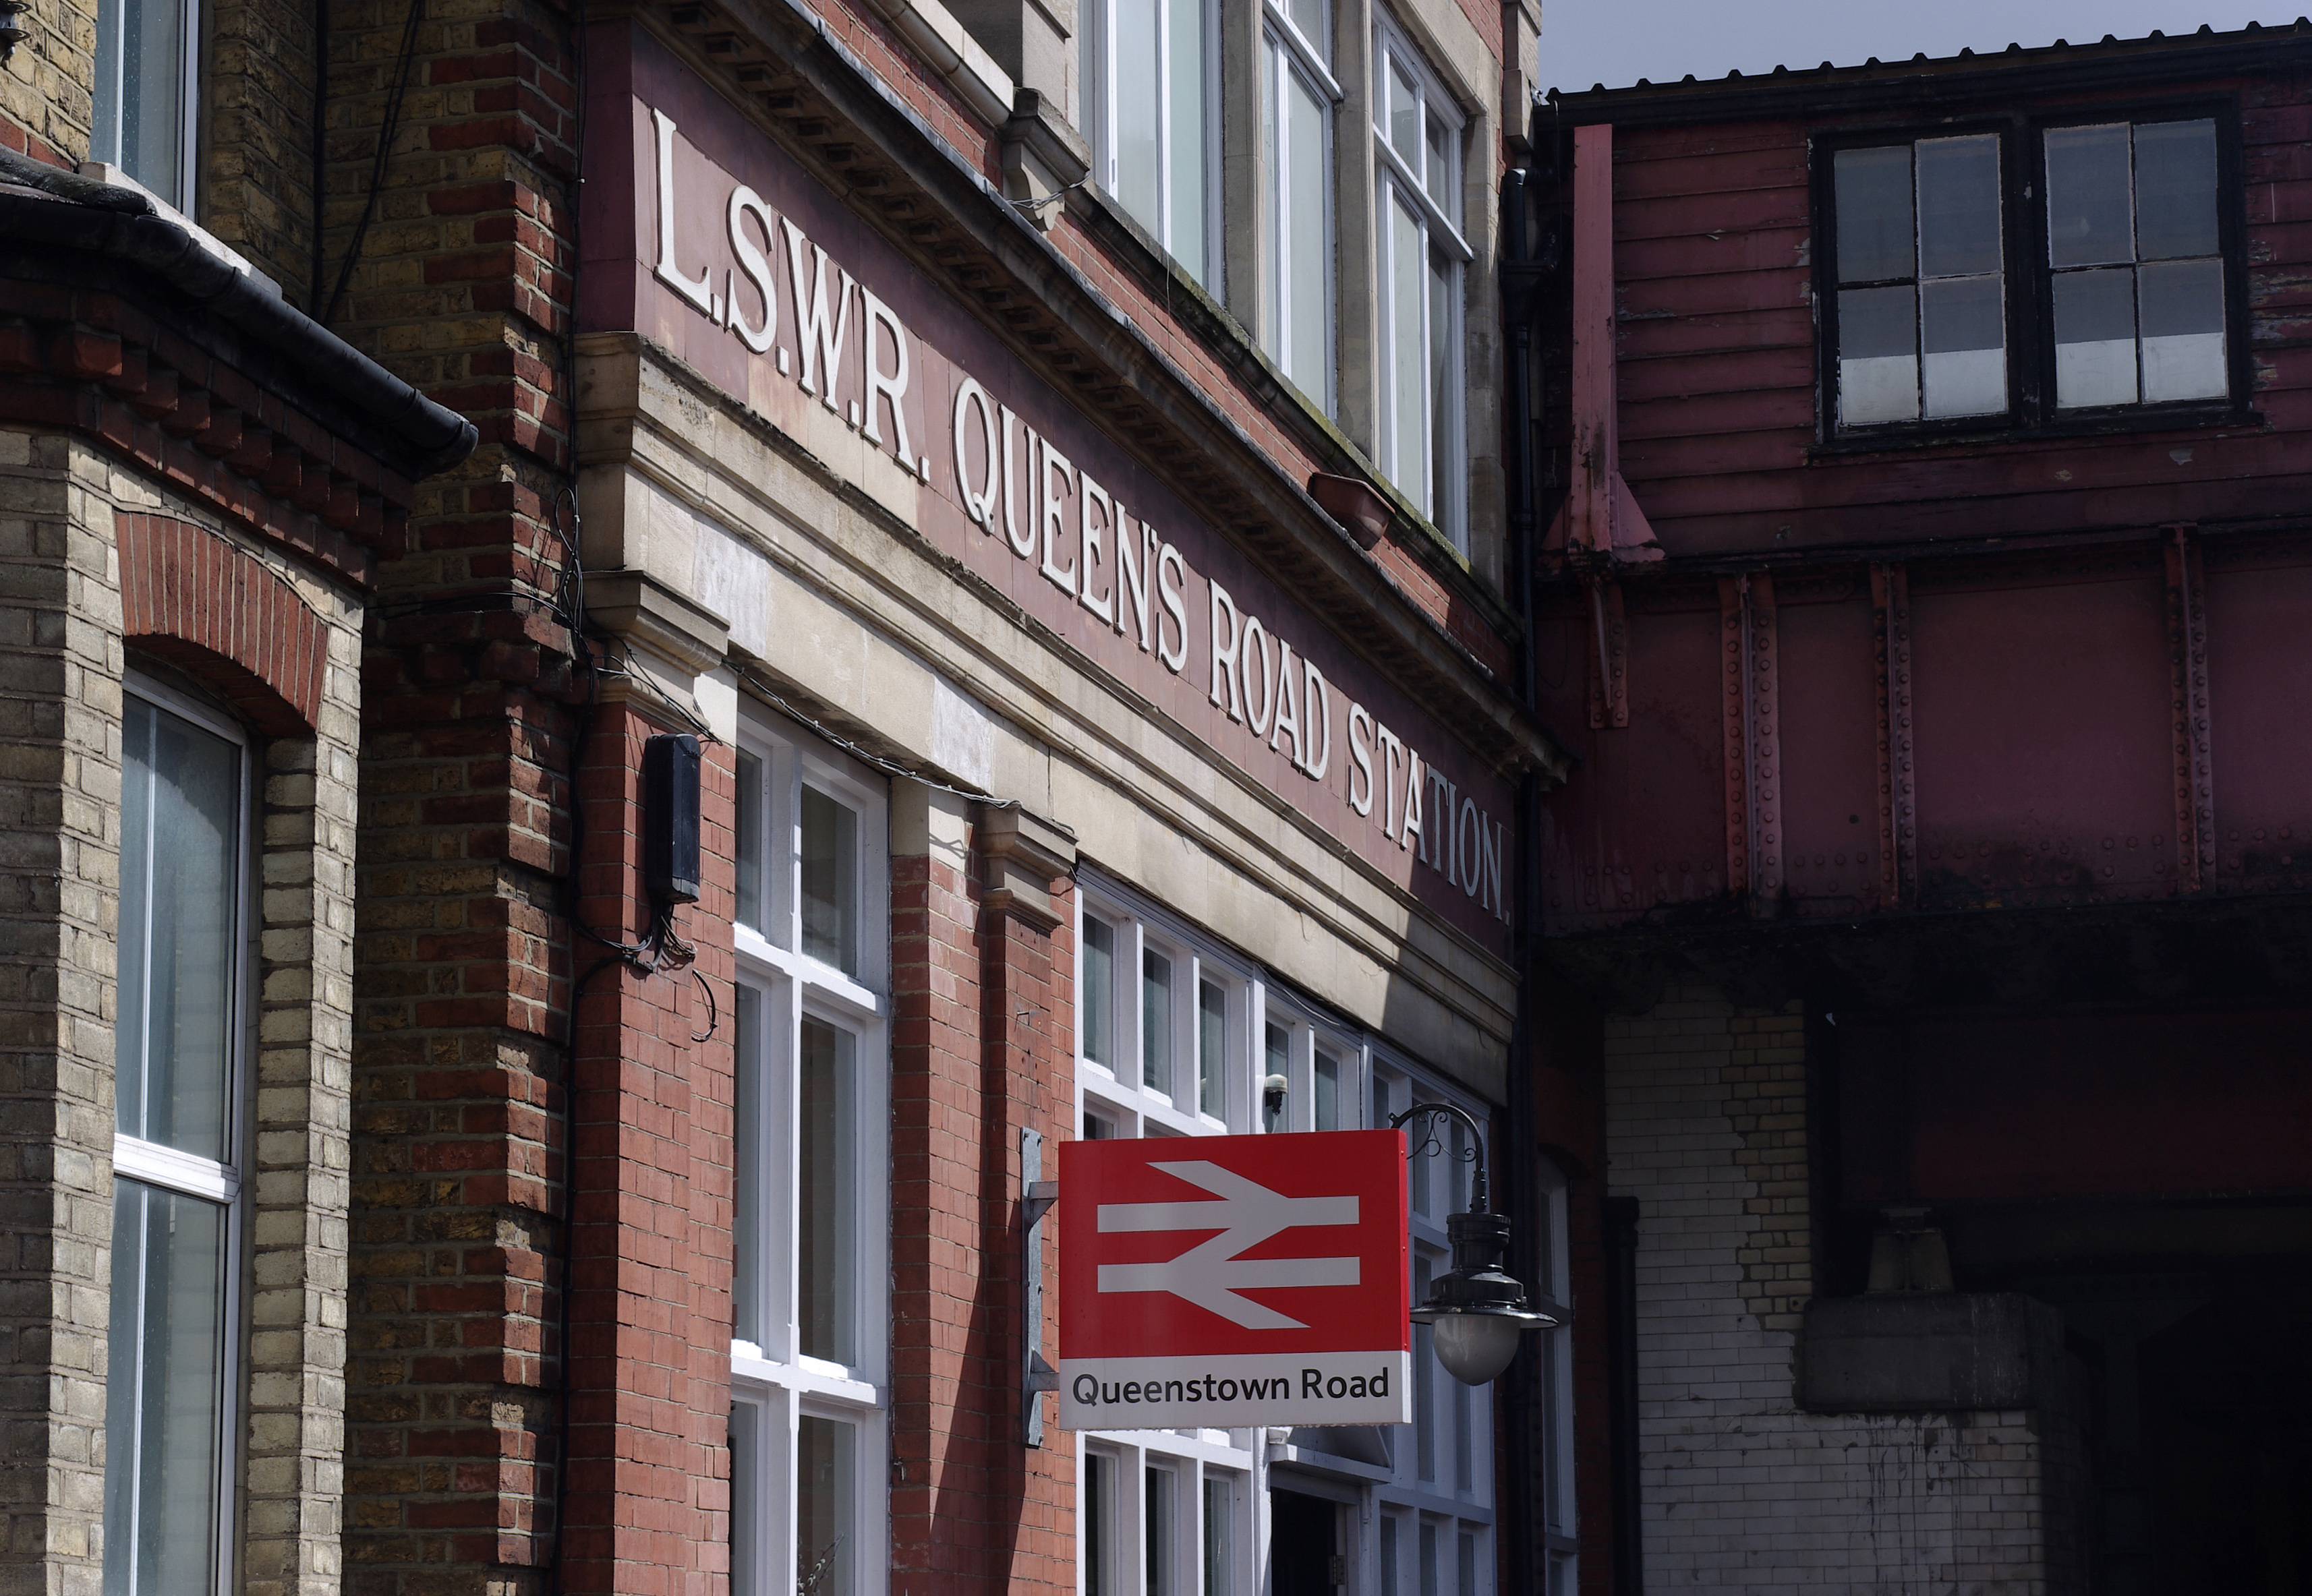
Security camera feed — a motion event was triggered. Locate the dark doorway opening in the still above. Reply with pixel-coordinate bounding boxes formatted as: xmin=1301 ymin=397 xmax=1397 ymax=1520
xmin=1269 ymin=1488 xmax=1341 ymax=1596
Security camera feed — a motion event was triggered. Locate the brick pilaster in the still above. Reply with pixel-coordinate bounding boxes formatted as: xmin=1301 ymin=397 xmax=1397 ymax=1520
xmin=887 ymin=794 xmax=1076 ymax=1594
xmin=334 ymin=0 xmax=591 ymax=1584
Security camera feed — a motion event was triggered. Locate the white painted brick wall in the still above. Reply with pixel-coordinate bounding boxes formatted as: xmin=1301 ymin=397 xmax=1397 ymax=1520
xmin=1607 ymin=986 xmax=2055 ymax=1595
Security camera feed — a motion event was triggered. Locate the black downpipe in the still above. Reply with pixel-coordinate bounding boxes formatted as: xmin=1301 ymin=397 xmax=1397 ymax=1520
xmin=546 ymin=10 xmax=591 ymax=1594
xmin=1498 ymin=162 xmax=1544 ymax=1596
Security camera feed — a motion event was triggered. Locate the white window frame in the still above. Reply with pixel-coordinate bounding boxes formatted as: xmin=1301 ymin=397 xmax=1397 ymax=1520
xmin=1080 ymin=0 xmax=1222 ymax=286
xmin=1076 ymin=877 xmax=1262 ymax=1595
xmin=729 ymin=712 xmax=890 ymax=1596
xmin=1370 ymin=1052 xmax=1495 ymax=1596
xmin=1075 ymin=873 xmax=1500 ymax=1596
xmin=1371 ymin=15 xmax=1473 ymax=551
xmin=90 ymin=0 xmax=200 ymax=209
xmin=111 ymin=673 xmax=252 ymax=1596
xmin=1531 ymin=1158 xmax=1578 ymax=1593
xmin=1260 ymin=0 xmax=1340 ymax=411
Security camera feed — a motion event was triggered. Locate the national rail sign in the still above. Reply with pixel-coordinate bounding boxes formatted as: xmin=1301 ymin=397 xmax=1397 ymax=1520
xmin=1058 ymin=1129 xmax=1411 ymax=1429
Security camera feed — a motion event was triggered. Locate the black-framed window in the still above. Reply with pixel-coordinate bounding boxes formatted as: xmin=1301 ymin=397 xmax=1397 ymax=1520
xmin=2045 ymin=119 xmax=2227 ymax=409
xmin=1817 ymin=103 xmax=2243 ymax=439
xmin=1832 ymin=133 xmax=2008 ymax=426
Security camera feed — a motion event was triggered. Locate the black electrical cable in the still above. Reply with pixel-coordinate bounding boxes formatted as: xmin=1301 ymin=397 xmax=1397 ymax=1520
xmin=319 ymin=0 xmax=424 ymax=326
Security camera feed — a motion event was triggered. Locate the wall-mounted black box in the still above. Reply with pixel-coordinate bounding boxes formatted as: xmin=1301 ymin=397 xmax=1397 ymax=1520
xmin=643 ymin=733 xmax=702 ymax=906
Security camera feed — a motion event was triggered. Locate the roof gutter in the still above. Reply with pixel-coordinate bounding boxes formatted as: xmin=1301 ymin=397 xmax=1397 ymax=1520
xmin=0 ymin=145 xmax=478 ymax=477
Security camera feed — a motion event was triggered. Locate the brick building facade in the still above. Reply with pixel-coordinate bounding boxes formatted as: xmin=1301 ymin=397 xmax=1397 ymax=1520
xmin=2 ymin=0 xmax=1575 ymax=1592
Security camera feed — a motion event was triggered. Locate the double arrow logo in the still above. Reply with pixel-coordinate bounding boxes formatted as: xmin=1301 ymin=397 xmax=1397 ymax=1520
xmin=1095 ymin=1162 xmax=1360 ymax=1330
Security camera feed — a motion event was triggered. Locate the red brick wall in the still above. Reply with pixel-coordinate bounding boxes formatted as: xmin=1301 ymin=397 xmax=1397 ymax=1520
xmin=888 ymin=823 xmax=1077 ymax=1594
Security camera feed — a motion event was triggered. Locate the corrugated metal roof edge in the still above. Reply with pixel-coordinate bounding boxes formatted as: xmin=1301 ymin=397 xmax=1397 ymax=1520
xmin=1538 ymin=17 xmax=2312 ymax=128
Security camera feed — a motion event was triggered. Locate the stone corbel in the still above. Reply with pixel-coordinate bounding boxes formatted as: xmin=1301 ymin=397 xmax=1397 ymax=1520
xmin=582 ymin=569 xmax=730 ymax=730
xmin=583 ymin=569 xmax=730 ymax=679
xmin=1000 ymin=88 xmax=1091 ymax=231
xmin=979 ymin=804 xmax=1077 ymax=930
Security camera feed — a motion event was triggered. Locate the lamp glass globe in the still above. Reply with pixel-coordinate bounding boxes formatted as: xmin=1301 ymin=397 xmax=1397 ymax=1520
xmin=1430 ymin=1310 xmax=1523 ymax=1385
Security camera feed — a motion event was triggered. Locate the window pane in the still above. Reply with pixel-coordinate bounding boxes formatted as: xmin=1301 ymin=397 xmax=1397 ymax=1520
xmin=1390 ymin=195 xmax=1428 ymax=506
xmin=730 ymin=1407 xmax=759 ymax=1596
xmin=1837 ymin=285 xmax=1919 ymax=425
xmin=799 ymin=785 xmax=857 ymax=972
xmin=735 ymin=750 xmax=763 ymax=930
xmin=119 ymin=694 xmax=239 ymax=1162
xmin=799 ymin=1016 xmax=857 ymax=1363
xmin=1262 ymin=44 xmax=1281 ymax=368
xmin=1428 ymin=247 xmax=1453 ymax=529
xmin=1919 ymin=274 xmax=2006 ymax=418
xmin=105 ymin=1178 xmax=227 ymax=1596
xmin=1915 ymin=134 xmax=2000 ymax=278
xmin=1087 ymin=1453 xmax=1113 ymax=1596
xmin=1167 ymin=0 xmax=1209 ymax=280
xmin=2139 ymin=257 xmax=2227 ymax=402
xmin=2046 ymin=123 xmax=2134 ymax=267
xmin=1285 ymin=67 xmax=1330 ymax=401
xmin=1389 ymin=61 xmax=1420 ymax=168
xmin=796 ymin=1415 xmax=855 ymax=1596
xmin=1833 ymin=146 xmax=1914 ymax=284
xmin=732 ymin=984 xmax=763 ymax=1343
xmin=1143 ymin=948 xmax=1174 ymax=1094
xmin=2053 ymin=267 xmax=2139 ymax=407
xmin=1381 ymin=1516 xmax=1399 ymax=1596
xmin=1202 ymin=1476 xmax=1230 ymax=1596
xmin=1313 ymin=1051 xmax=1339 ymax=1131
xmin=1083 ymin=918 xmax=1115 ymax=1067
xmin=1424 ymin=113 xmax=1451 ymax=210
xmin=1420 ymin=1522 xmax=1440 ymax=1596
xmin=1145 ymin=1466 xmax=1175 ymax=1596
xmin=2134 ymin=119 xmax=2220 ymax=260
xmin=1288 ymin=0 xmax=1323 ymax=56
xmin=1263 ymin=1022 xmax=1289 ymax=1131
xmin=94 ymin=0 xmax=187 ymax=206
xmin=1197 ymin=979 xmax=1225 ymax=1118
xmin=1115 ymin=0 xmax=1162 ymax=233
xmin=1456 ymin=1532 xmax=1478 ymax=1596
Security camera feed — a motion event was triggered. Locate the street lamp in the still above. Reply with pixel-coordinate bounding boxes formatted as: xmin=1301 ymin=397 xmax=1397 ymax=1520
xmin=1391 ymin=1102 xmax=1557 ymax=1385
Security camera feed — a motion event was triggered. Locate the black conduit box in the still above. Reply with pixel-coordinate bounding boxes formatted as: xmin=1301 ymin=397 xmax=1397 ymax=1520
xmin=643 ymin=733 xmax=702 ymax=906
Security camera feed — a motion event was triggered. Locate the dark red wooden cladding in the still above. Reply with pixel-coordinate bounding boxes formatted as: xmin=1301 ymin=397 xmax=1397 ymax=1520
xmin=1536 ymin=52 xmax=2312 ymax=930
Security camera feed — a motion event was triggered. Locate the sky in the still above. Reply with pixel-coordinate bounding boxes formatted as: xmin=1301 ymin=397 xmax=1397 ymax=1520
xmin=1538 ymin=0 xmax=2292 ymax=95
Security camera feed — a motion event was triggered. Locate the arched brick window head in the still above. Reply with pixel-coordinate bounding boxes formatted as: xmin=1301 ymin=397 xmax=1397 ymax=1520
xmin=117 ymin=515 xmax=326 ymax=736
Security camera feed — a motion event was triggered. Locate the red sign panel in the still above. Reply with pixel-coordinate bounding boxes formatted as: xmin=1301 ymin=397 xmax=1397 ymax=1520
xmin=1058 ymin=1130 xmax=1410 ymax=1429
